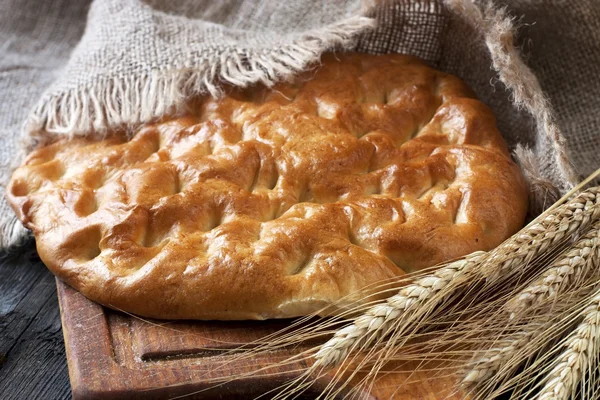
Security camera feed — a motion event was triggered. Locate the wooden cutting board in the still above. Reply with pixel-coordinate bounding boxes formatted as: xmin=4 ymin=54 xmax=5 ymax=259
xmin=57 ymin=279 xmax=465 ymax=399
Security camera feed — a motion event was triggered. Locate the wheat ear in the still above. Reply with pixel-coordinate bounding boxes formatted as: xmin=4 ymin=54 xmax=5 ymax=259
xmin=485 ymin=187 xmax=600 ymax=281
xmin=536 ymin=289 xmax=600 ymax=400
xmin=313 ymin=251 xmax=486 ymax=369
xmin=506 ymin=221 xmax=600 ymax=319
xmin=462 ymin=327 xmax=538 ymax=385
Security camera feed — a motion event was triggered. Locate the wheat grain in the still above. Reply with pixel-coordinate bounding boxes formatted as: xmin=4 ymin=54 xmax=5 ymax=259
xmin=506 ymin=223 xmax=600 ymax=319
xmin=536 ymin=290 xmax=600 ymax=400
xmin=462 ymin=327 xmax=536 ymax=385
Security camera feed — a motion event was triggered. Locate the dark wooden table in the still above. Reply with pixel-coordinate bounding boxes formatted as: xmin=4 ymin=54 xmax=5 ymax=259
xmin=0 ymin=240 xmax=71 ymax=400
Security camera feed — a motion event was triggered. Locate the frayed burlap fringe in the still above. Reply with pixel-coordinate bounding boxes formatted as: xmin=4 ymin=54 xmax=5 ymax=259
xmin=24 ymin=15 xmax=375 ymax=148
xmin=514 ymin=145 xmax=561 ymax=213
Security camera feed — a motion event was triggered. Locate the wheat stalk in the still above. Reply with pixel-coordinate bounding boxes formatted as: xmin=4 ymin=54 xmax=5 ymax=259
xmin=536 ymin=289 xmax=600 ymax=400
xmin=506 ymin=222 xmax=600 ymax=319
xmin=313 ymin=251 xmax=486 ymax=369
xmin=313 ymin=187 xmax=600 ymax=371
xmin=460 ymin=287 xmax=592 ymax=395
xmin=459 ymin=287 xmax=592 ymax=399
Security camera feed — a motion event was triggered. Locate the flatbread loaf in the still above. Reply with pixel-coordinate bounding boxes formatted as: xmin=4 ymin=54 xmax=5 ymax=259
xmin=7 ymin=53 xmax=528 ymax=320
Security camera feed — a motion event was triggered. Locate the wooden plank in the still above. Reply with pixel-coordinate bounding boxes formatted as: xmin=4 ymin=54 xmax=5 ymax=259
xmin=58 ymin=281 xmax=341 ymax=399
xmin=130 ymin=318 xmax=300 ymax=359
xmin=57 ymin=279 xmax=465 ymax=399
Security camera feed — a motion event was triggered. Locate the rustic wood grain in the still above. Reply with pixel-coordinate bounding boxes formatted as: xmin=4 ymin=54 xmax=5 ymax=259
xmin=57 ymin=279 xmax=465 ymax=399
xmin=0 ymin=244 xmax=71 ymax=400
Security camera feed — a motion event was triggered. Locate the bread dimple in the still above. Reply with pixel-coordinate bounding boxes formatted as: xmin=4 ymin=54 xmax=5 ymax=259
xmin=6 ymin=53 xmax=528 ymax=320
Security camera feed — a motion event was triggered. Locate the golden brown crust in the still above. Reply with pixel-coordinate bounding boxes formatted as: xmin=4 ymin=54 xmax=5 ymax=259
xmin=6 ymin=53 xmax=528 ymax=319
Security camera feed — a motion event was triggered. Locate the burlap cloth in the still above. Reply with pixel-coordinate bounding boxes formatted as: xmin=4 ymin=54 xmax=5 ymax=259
xmin=1 ymin=0 xmax=597 ymax=250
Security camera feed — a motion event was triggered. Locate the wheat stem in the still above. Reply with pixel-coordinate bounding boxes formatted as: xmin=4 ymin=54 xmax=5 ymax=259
xmin=536 ymin=289 xmax=600 ymax=400
xmin=506 ymin=222 xmax=600 ymax=319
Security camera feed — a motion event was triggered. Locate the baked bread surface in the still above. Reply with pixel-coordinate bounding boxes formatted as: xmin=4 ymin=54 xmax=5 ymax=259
xmin=7 ymin=53 xmax=528 ymax=319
